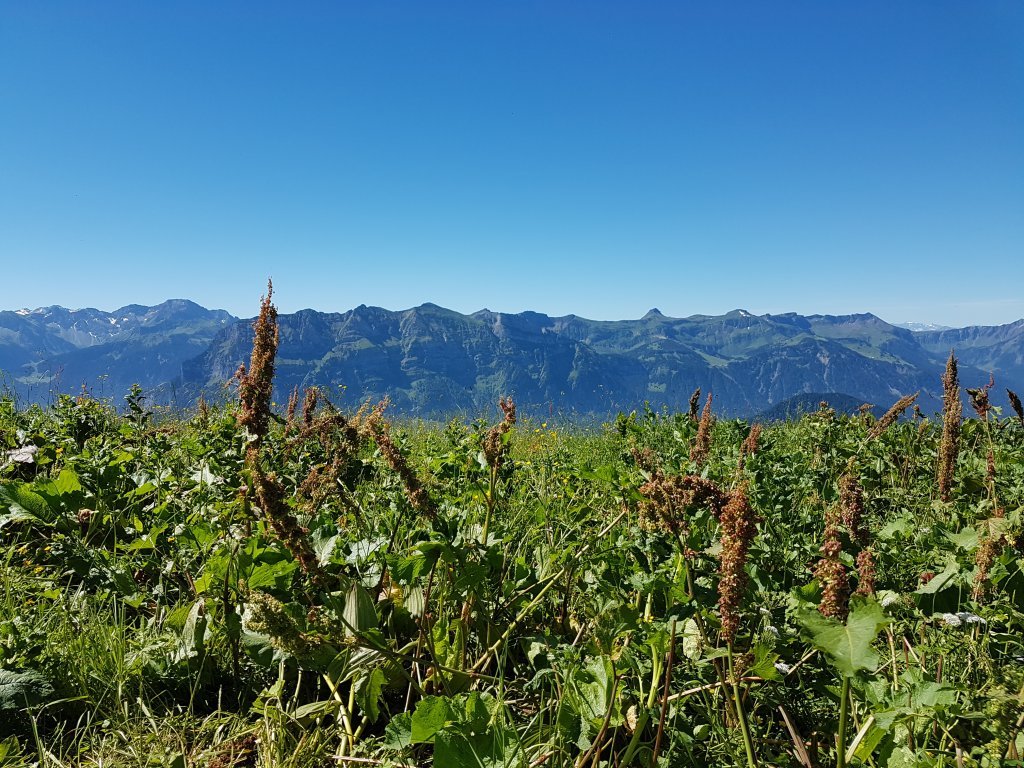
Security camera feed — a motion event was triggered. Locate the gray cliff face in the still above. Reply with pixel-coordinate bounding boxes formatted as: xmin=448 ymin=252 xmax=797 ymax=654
xmin=3 ymin=301 xmax=1020 ymax=419
xmin=172 ymin=305 xmax=1017 ymax=418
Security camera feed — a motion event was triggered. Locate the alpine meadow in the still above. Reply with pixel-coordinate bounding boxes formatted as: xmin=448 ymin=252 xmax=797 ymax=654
xmin=2 ymin=3 xmax=1023 ymax=766
xmin=1 ymin=286 xmax=1023 ymax=767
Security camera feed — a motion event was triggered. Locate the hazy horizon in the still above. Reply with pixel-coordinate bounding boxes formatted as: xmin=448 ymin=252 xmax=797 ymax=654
xmin=3 ymin=294 xmax=1011 ymax=331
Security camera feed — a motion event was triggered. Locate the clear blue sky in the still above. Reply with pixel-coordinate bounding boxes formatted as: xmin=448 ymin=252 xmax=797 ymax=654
xmin=2 ymin=2 xmax=1021 ymax=326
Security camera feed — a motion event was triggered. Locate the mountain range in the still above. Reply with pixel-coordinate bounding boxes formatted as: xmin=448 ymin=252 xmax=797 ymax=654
xmin=2 ymin=300 xmax=1022 ymax=420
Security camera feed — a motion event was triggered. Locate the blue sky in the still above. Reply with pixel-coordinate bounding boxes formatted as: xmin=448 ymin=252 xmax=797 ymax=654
xmin=2 ymin=2 xmax=1021 ymax=326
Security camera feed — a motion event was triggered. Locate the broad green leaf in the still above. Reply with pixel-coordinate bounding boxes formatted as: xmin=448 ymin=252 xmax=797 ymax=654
xmin=796 ymin=598 xmax=889 ymax=678
xmin=435 ymin=725 xmax=526 ymax=768
xmin=0 ymin=669 xmax=54 ymax=710
xmin=566 ymin=655 xmax=620 ymax=728
xmin=311 ymin=531 xmax=340 ymax=566
xmin=463 ymin=691 xmax=497 ymax=731
xmin=410 ymin=696 xmax=460 ymax=743
xmin=0 ymin=483 xmax=56 ymax=527
xmin=941 ymin=527 xmax=978 ymax=551
xmin=849 ymin=717 xmax=888 ymax=763
xmin=247 ymin=559 xmax=297 ymax=592
xmin=354 ymin=667 xmax=386 ymax=723
xmin=51 ymin=469 xmax=82 ymax=496
xmin=746 ymin=641 xmax=781 ymax=681
xmin=383 ymin=712 xmax=413 ymax=749
xmin=173 ymin=600 xmax=208 ymax=663
xmin=914 ymin=559 xmax=960 ymax=595
xmin=877 ymin=515 xmax=912 ymax=541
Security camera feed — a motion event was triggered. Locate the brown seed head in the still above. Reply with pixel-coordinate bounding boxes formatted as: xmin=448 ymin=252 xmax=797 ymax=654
xmin=251 ymin=466 xmax=324 ymax=583
xmin=285 ymin=386 xmax=300 ymax=428
xmin=737 ymin=423 xmax=762 ymax=471
xmin=638 ymin=472 xmax=726 ymax=537
xmin=854 ymin=548 xmax=876 ymax=597
xmin=816 ymin=505 xmax=850 ymax=620
xmin=302 ymin=386 xmax=320 ymax=429
xmin=868 ymin=392 xmax=919 ymax=439
xmin=972 ymin=506 xmax=1006 ymax=602
xmin=236 ymin=280 xmax=279 ymax=447
xmin=717 ymin=483 xmax=759 ymax=644
xmin=688 ymin=387 xmax=701 ymax=422
xmin=483 ymin=397 xmax=517 ymax=470
xmin=629 ymin=445 xmax=659 ymax=474
xmin=839 ymin=472 xmax=868 ymax=545
xmin=938 ymin=351 xmax=961 ymax=502
xmin=364 ymin=401 xmax=436 ymax=518
xmin=1007 ymin=389 xmax=1024 ymax=425
xmin=690 ymin=393 xmax=714 ymax=467
xmin=967 ymin=374 xmax=995 ymax=419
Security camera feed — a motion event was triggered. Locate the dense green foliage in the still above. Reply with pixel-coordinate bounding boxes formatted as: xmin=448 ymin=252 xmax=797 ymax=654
xmin=1 ymin=388 xmax=1022 ymax=767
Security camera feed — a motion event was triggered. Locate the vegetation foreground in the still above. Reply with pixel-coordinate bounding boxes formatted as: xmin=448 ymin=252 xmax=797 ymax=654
xmin=2 ymin=291 xmax=1023 ymax=767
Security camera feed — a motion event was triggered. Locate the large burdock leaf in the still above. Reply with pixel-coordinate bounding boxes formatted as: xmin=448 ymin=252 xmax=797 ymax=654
xmin=410 ymin=696 xmax=460 ymax=743
xmin=795 ymin=598 xmax=890 ymax=678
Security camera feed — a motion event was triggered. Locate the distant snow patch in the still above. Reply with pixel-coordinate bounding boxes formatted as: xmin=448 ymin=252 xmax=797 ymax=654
xmin=894 ymin=322 xmax=952 ymax=332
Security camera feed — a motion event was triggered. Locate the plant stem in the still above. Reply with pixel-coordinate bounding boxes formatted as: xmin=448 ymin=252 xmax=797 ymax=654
xmin=728 ymin=643 xmax=759 ymax=768
xmin=837 ymin=676 xmax=851 ymax=768
xmin=481 ymin=464 xmax=497 ymax=545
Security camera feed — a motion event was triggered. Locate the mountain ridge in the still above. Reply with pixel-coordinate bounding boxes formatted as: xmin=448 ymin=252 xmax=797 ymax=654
xmin=2 ymin=300 xmax=1021 ymax=419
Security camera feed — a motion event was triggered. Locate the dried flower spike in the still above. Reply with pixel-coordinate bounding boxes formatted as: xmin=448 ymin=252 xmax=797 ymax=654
xmin=639 ymin=472 xmax=726 ymax=536
xmin=717 ymin=483 xmax=758 ymax=643
xmin=1007 ymin=389 xmax=1024 ymax=425
xmin=966 ymin=374 xmax=995 ymax=419
xmin=483 ymin=396 xmax=517 ymax=471
xmin=868 ymin=392 xmax=918 ymax=439
xmin=937 ymin=351 xmax=961 ymax=502
xmin=690 ymin=393 xmax=714 ymax=467
xmin=236 ymin=280 xmax=278 ymax=449
xmin=737 ymin=423 xmax=762 ymax=471
xmin=816 ymin=505 xmax=850 ymax=620
xmin=364 ymin=402 xmax=436 ymax=518
xmin=688 ymin=387 xmax=701 ymax=422
xmin=972 ymin=507 xmax=1006 ymax=601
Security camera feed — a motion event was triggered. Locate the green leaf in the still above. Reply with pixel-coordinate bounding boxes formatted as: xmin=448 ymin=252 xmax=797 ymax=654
xmin=0 ymin=483 xmax=55 ymax=528
xmin=354 ymin=667 xmax=386 ymax=723
xmin=247 ymin=559 xmax=297 ymax=592
xmin=434 ymin=725 xmax=526 ymax=768
xmin=292 ymin=698 xmax=340 ymax=725
xmin=914 ymin=559 xmax=961 ymax=595
xmin=383 ymin=712 xmax=414 ymax=749
xmin=941 ymin=527 xmax=978 ymax=551
xmin=343 ymin=582 xmax=379 ymax=636
xmin=173 ymin=600 xmax=208 ymax=663
xmin=410 ymin=696 xmax=460 ymax=743
xmin=310 ymin=530 xmax=340 ymax=566
xmin=0 ymin=669 xmax=54 ymax=710
xmin=746 ymin=641 xmax=781 ymax=681
xmin=51 ymin=469 xmax=82 ymax=496
xmin=565 ymin=655 xmax=620 ymax=728
xmin=795 ymin=598 xmax=890 ymax=678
